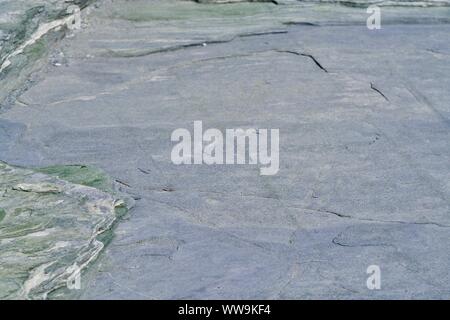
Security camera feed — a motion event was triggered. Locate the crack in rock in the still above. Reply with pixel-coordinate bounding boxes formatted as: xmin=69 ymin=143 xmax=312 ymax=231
xmin=370 ymin=82 xmax=389 ymax=101
xmin=282 ymin=21 xmax=320 ymax=27
xmin=289 ymin=205 xmax=450 ymax=228
xmin=105 ymin=30 xmax=288 ymax=58
xmin=332 ymin=236 xmax=395 ymax=248
xmin=276 ymin=50 xmax=328 ymax=73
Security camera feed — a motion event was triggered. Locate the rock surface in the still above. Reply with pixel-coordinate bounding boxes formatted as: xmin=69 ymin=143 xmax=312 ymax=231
xmin=0 ymin=162 xmax=127 ymax=299
xmin=0 ymin=0 xmax=93 ymax=106
xmin=1 ymin=0 xmax=450 ymax=299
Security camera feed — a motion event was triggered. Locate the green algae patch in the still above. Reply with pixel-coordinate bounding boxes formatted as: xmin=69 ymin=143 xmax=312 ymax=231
xmin=0 ymin=162 xmax=130 ymax=299
xmin=0 ymin=208 xmax=6 ymax=223
xmin=110 ymin=0 xmax=276 ymax=22
xmin=23 ymin=38 xmax=47 ymax=61
xmin=37 ymin=165 xmax=113 ymax=193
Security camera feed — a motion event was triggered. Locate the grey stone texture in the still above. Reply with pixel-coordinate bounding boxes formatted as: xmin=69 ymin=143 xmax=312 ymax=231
xmin=1 ymin=0 xmax=450 ymax=299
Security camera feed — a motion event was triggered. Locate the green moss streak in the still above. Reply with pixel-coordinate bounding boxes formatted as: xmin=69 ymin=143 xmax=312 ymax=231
xmin=37 ymin=165 xmax=112 ymax=193
xmin=0 ymin=209 xmax=6 ymax=223
xmin=112 ymin=2 xmax=275 ymax=22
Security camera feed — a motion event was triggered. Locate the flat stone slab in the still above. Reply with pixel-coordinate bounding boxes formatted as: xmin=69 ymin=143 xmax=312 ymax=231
xmin=1 ymin=0 xmax=450 ymax=299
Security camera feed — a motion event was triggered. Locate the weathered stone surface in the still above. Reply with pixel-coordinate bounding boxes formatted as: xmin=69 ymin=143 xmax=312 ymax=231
xmin=1 ymin=0 xmax=450 ymax=299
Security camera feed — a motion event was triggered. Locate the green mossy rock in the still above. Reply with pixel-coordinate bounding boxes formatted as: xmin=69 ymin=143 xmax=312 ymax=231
xmin=0 ymin=162 xmax=128 ymax=299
